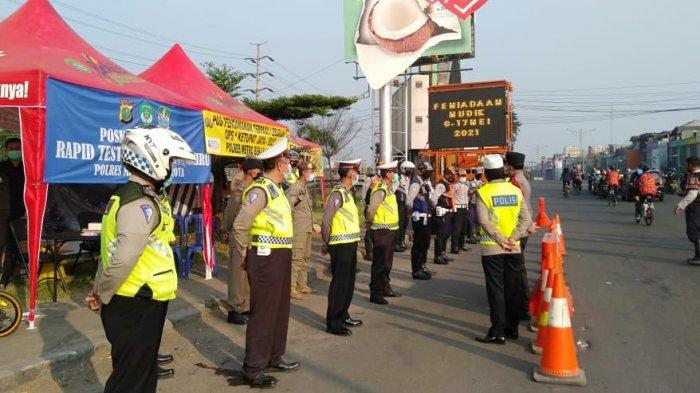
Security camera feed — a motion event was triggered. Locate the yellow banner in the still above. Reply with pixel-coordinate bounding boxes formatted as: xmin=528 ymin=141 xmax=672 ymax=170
xmin=202 ymin=110 xmax=288 ymax=157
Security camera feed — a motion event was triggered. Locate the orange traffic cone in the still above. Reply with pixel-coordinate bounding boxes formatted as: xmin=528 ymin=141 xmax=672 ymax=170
xmin=555 ymin=215 xmax=567 ymax=256
xmin=530 ymin=249 xmax=556 ymax=353
xmin=530 ymin=234 xmax=557 ymax=332
xmin=535 ymin=197 xmax=551 ymax=227
xmin=533 ymin=272 xmax=587 ymax=386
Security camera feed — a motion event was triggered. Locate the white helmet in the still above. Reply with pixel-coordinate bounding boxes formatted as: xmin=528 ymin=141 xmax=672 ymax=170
xmin=401 ymin=160 xmax=416 ymax=170
xmin=121 ymin=127 xmax=196 ymax=181
xmin=594 ymin=169 xmax=601 ymax=175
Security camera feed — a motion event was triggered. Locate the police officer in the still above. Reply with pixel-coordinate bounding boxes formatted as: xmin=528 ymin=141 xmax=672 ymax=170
xmin=411 ymin=183 xmax=433 ymax=280
xmin=433 ymin=169 xmax=454 ymax=264
xmin=505 ymin=151 xmax=536 ymax=320
xmin=474 ymin=155 xmax=532 ymax=345
xmin=322 ymin=159 xmax=363 ymax=336
xmin=366 ymin=161 xmax=401 ymax=305
xmin=674 ymin=157 xmax=700 ymax=265
xmin=395 ymin=161 xmax=415 ymax=252
xmin=466 ymin=168 xmax=483 ymax=244
xmin=233 ymin=137 xmax=299 ymax=388
xmin=287 ymin=161 xmax=316 ymax=300
xmin=363 ymin=168 xmax=381 ymax=261
xmin=451 ymin=168 xmax=470 ymax=254
xmin=221 ymin=157 xmax=262 ymax=325
xmin=283 ymin=150 xmax=300 ymax=190
xmin=407 ymin=162 xmax=433 ymax=210
xmin=85 ymin=127 xmax=196 ymax=392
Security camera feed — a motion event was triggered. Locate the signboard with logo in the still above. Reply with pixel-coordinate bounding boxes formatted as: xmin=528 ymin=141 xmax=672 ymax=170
xmin=343 ymin=0 xmax=475 ymax=89
xmin=428 ymin=80 xmax=512 ymax=150
xmin=202 ymin=110 xmax=288 ymax=158
xmin=45 ymin=78 xmax=210 ymax=184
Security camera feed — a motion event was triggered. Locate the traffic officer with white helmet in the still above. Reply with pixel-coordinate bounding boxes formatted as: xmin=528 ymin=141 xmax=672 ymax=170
xmin=233 ymin=137 xmax=299 ymax=388
xmin=86 ymin=127 xmax=196 ymax=393
xmin=474 ymin=155 xmax=532 ymax=345
xmin=365 ymin=160 xmax=401 ymax=305
xmin=322 ymin=159 xmax=364 ymax=336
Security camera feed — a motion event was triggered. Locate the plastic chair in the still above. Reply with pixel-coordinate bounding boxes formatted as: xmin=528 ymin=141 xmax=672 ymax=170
xmin=171 ymin=214 xmax=185 ymax=276
xmin=9 ymin=218 xmax=67 ymax=293
xmin=183 ymin=214 xmax=204 ymax=278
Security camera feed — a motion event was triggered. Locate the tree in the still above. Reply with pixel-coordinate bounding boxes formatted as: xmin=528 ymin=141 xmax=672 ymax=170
xmin=245 ymin=95 xmax=357 ymax=122
xmin=202 ymin=61 xmax=246 ymax=97
xmin=511 ymin=111 xmax=522 ymax=143
xmin=296 ymin=111 xmax=362 ymax=176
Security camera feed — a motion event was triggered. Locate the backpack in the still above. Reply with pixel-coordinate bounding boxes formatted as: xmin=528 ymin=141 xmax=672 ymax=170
xmin=639 ymin=173 xmax=656 ymax=196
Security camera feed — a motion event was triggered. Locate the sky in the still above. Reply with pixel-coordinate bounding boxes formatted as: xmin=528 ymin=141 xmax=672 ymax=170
xmin=1 ymin=0 xmax=699 ymax=164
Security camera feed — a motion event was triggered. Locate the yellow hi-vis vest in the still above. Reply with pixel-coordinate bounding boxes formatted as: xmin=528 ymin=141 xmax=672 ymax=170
xmin=243 ymin=176 xmax=294 ymax=248
xmin=477 ymin=181 xmax=523 ymax=247
xmin=285 ymin=169 xmax=298 ymax=185
xmin=100 ymin=182 xmax=177 ymax=301
xmin=328 ymin=185 xmax=361 ymax=245
xmin=370 ymin=181 xmax=399 ymax=230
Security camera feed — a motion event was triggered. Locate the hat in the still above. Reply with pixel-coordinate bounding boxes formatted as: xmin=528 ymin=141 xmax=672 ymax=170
xmin=418 ymin=162 xmax=434 ymax=171
xmin=505 ymin=151 xmax=525 ymax=167
xmin=288 ymin=150 xmax=300 ymax=160
xmin=401 ymin=161 xmax=416 ymax=170
xmin=297 ymin=161 xmax=315 ymax=171
xmin=476 ymin=167 xmax=484 ymax=174
xmin=483 ymin=155 xmax=503 ymax=170
xmin=242 ymin=156 xmax=263 ymax=172
xmin=458 ymin=168 xmax=467 ymax=176
xmin=338 ymin=158 xmax=361 ymax=170
xmin=257 ymin=137 xmax=288 ymax=161
xmin=377 ymin=160 xmax=398 ymax=170
xmin=443 ymin=168 xmax=453 ymax=176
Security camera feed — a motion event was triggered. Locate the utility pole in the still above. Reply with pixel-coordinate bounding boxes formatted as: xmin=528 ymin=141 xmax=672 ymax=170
xmin=610 ymin=102 xmax=615 ymax=145
xmin=244 ymin=42 xmax=274 ymax=102
xmin=567 ymin=128 xmax=597 ymax=170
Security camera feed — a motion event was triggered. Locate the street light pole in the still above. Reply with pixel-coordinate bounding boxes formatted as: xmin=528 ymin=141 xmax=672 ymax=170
xmin=567 ymin=128 xmax=597 ymax=170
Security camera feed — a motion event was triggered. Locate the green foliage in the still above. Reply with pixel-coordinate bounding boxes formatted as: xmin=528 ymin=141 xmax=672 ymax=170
xmin=511 ymin=111 xmax=522 ymax=142
xmin=202 ymin=61 xmax=246 ymax=97
xmin=244 ymin=95 xmax=357 ymax=121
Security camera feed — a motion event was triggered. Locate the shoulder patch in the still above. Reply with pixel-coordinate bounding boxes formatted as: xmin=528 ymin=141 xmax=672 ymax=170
xmin=140 ymin=204 xmax=154 ymax=223
xmin=268 ymin=184 xmax=279 ymax=199
xmin=334 ymin=197 xmax=341 ymax=207
xmin=248 ymin=192 xmax=259 ymax=204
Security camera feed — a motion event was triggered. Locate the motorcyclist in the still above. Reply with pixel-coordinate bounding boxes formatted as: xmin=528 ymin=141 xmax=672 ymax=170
xmin=634 ymin=166 xmax=657 ymax=223
xmin=560 ymin=167 xmax=573 ymax=195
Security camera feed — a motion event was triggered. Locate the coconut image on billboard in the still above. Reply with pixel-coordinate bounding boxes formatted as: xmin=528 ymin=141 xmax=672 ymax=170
xmin=345 ymin=0 xmax=470 ymax=89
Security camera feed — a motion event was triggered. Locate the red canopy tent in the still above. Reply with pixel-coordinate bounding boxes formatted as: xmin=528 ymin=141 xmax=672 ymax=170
xmin=0 ymin=0 xmax=203 ymax=328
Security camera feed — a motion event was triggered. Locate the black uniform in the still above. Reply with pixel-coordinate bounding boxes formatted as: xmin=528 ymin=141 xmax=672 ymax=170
xmin=395 ymin=185 xmax=408 ymax=250
xmin=411 ymin=190 xmax=432 ymax=274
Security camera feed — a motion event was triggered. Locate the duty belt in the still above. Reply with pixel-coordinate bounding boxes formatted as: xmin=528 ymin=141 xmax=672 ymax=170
xmin=456 ymin=204 xmax=469 ymax=209
xmin=251 ymin=235 xmax=293 ymax=245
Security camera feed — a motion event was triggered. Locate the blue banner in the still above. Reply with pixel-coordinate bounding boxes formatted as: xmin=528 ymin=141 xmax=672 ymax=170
xmin=45 ymin=78 xmax=210 ymax=184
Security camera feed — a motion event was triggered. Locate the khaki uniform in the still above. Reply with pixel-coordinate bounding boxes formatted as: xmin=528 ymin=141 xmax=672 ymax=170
xmin=286 ymin=179 xmax=313 ymax=292
xmin=220 ymin=184 xmax=250 ymax=313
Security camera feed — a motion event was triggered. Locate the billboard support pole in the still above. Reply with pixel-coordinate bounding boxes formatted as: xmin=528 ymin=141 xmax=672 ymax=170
xmin=379 ymin=84 xmax=392 ymax=163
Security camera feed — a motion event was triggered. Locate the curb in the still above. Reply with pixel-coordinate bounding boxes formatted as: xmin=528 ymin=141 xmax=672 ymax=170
xmin=0 ymin=302 xmax=204 ymax=391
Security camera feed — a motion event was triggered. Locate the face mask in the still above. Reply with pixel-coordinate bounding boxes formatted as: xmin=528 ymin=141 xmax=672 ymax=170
xmin=352 ymin=175 xmax=360 ymax=186
xmin=460 ymin=177 xmax=467 ymax=183
xmin=307 ymin=174 xmax=316 ymax=182
xmin=7 ymin=150 xmax=20 ymax=160
xmin=421 ymin=173 xmax=431 ymax=180
xmin=392 ymin=173 xmax=399 ymax=184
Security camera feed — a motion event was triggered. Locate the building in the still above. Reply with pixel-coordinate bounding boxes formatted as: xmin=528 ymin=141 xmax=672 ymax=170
xmin=668 ymin=120 xmax=700 ymax=171
xmin=563 ymin=145 xmax=582 ymax=158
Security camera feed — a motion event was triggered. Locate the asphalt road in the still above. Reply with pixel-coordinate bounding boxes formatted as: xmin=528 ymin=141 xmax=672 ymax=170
xmin=22 ymin=181 xmax=700 ymax=393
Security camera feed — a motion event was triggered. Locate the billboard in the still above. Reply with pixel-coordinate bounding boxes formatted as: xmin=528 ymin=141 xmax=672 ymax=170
xmin=344 ymin=0 xmax=475 ymax=89
xmin=429 ymin=80 xmax=511 ymax=150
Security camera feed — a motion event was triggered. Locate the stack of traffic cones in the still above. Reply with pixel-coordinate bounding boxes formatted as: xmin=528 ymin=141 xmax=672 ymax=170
xmin=530 ymin=249 xmax=556 ymax=354
xmin=554 ymin=214 xmax=567 ymax=256
xmin=529 ymin=233 xmax=557 ymax=332
xmin=532 ymin=273 xmax=587 ymax=386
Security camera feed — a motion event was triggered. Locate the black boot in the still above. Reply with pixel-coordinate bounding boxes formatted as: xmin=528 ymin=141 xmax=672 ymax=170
xmin=689 ymin=241 xmax=700 ymax=265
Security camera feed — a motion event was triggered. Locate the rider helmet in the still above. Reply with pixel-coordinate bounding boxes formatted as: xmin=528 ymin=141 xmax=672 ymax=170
xmin=121 ymin=127 xmax=196 ymax=182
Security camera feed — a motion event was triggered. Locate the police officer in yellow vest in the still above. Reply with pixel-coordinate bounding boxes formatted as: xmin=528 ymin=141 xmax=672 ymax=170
xmin=233 ymin=137 xmax=299 ymax=388
xmin=365 ymin=160 xmax=401 ymax=305
xmin=283 ymin=150 xmax=300 ymax=189
xmin=86 ymin=127 xmax=196 ymax=393
xmin=322 ymin=159 xmax=364 ymax=336
xmin=474 ymin=155 xmax=532 ymax=345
